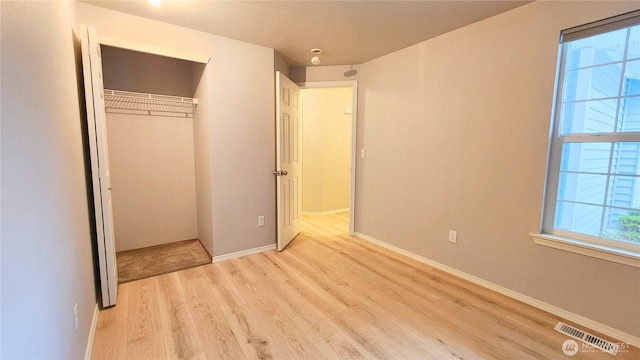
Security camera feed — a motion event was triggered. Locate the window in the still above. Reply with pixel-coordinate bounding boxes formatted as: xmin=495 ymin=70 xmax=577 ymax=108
xmin=535 ymin=11 xmax=640 ymax=266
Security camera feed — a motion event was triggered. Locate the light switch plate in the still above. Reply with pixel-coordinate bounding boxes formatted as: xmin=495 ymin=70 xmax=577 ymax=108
xmin=449 ymin=230 xmax=457 ymax=243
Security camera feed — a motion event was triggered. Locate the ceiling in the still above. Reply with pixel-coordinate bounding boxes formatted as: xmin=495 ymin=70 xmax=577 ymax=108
xmin=82 ymin=0 xmax=532 ymax=67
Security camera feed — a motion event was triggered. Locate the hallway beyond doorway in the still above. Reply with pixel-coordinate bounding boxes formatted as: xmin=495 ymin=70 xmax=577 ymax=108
xmin=301 ymin=211 xmax=349 ymax=238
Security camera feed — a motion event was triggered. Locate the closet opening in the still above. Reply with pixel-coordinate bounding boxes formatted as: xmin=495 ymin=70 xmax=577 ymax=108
xmin=100 ymin=45 xmax=211 ymax=283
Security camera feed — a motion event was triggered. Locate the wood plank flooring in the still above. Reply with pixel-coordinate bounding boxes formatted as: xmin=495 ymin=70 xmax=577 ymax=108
xmin=92 ymin=212 xmax=639 ymax=359
xmin=117 ymin=239 xmax=212 ymax=283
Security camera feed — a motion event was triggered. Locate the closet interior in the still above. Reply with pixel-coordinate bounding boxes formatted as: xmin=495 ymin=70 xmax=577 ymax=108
xmin=100 ymin=45 xmax=211 ymax=283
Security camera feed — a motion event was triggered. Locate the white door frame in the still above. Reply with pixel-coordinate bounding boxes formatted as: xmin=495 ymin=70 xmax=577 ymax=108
xmin=298 ymin=80 xmax=358 ymax=236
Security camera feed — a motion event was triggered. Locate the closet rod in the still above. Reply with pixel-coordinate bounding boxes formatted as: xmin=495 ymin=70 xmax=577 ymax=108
xmin=104 ymin=89 xmax=198 ymax=116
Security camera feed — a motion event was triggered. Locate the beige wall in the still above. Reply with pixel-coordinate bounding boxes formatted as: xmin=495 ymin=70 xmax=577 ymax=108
xmin=192 ymin=64 xmax=214 ymax=256
xmin=291 ymin=65 xmax=360 ymax=83
xmin=106 ymin=113 xmax=198 ymax=251
xmin=76 ymin=2 xmax=276 ymax=256
xmin=274 ymin=51 xmax=290 ymax=78
xmin=101 ymin=46 xmax=196 ymax=97
xmin=356 ymin=1 xmax=640 ymax=337
xmin=1 ymin=1 xmax=97 ymax=357
xmin=301 ymin=87 xmax=352 ymax=213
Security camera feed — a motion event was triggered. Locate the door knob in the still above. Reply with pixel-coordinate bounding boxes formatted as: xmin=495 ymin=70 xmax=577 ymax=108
xmin=273 ymin=170 xmax=288 ymax=176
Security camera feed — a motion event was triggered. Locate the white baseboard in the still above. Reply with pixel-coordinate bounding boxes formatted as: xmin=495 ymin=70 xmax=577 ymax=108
xmin=213 ymin=244 xmax=276 ymax=263
xmin=84 ymin=303 xmax=99 ymax=360
xmin=353 ymin=232 xmax=640 ymax=348
xmin=302 ymin=208 xmax=349 ymax=216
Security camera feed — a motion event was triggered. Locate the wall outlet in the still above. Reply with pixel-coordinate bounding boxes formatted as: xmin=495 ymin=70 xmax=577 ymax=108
xmin=74 ymin=303 xmax=79 ymax=332
xmin=448 ymin=230 xmax=457 ymax=243
xmin=258 ymin=215 xmax=265 ymax=227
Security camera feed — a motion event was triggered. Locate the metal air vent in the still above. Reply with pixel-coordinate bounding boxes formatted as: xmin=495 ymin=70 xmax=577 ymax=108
xmin=554 ymin=321 xmax=619 ymax=355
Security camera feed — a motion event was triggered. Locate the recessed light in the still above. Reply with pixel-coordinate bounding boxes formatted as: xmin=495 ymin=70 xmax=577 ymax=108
xmin=148 ymin=0 xmax=161 ymax=7
xmin=310 ymin=48 xmax=323 ymax=66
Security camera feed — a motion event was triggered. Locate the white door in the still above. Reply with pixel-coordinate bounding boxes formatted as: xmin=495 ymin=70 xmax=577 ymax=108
xmin=81 ymin=25 xmax=118 ymax=307
xmin=276 ymin=72 xmax=301 ymax=251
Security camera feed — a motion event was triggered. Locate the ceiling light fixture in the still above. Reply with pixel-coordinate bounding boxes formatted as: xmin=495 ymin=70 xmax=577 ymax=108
xmin=310 ymin=48 xmax=323 ymax=66
xmin=148 ymin=0 xmax=161 ymax=7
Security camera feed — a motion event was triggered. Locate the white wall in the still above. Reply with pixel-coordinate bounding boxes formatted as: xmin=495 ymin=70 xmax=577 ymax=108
xmin=106 ymin=113 xmax=198 ymax=251
xmin=1 ymin=1 xmax=97 ymax=358
xmin=301 ymin=87 xmax=352 ymax=213
xmin=75 ymin=2 xmax=276 ymax=256
xmin=356 ymin=1 xmax=640 ymax=337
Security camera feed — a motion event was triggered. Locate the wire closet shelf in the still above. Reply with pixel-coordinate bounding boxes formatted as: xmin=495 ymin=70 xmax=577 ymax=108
xmin=103 ymin=89 xmax=198 ymax=117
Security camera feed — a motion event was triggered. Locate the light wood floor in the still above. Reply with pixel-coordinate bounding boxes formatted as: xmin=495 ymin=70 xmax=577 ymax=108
xmin=92 ymin=212 xmax=639 ymax=359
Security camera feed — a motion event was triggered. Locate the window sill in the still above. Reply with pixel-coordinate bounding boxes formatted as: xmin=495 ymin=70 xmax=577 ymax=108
xmin=530 ymin=233 xmax=640 ymax=268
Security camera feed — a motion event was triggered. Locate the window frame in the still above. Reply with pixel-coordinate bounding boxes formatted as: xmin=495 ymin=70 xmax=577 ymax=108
xmin=534 ymin=10 xmax=640 ymax=267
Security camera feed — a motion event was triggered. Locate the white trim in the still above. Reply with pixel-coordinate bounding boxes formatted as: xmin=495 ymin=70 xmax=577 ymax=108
xmin=302 ymin=208 xmax=349 ymax=216
xmin=298 ymin=80 xmax=358 ymax=236
xmin=354 ymin=232 xmax=640 ymax=348
xmin=530 ymin=233 xmax=640 ymax=268
xmin=212 ymin=244 xmax=276 ymax=263
xmin=98 ymin=35 xmax=210 ymax=64
xmin=84 ymin=304 xmax=99 ymax=360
